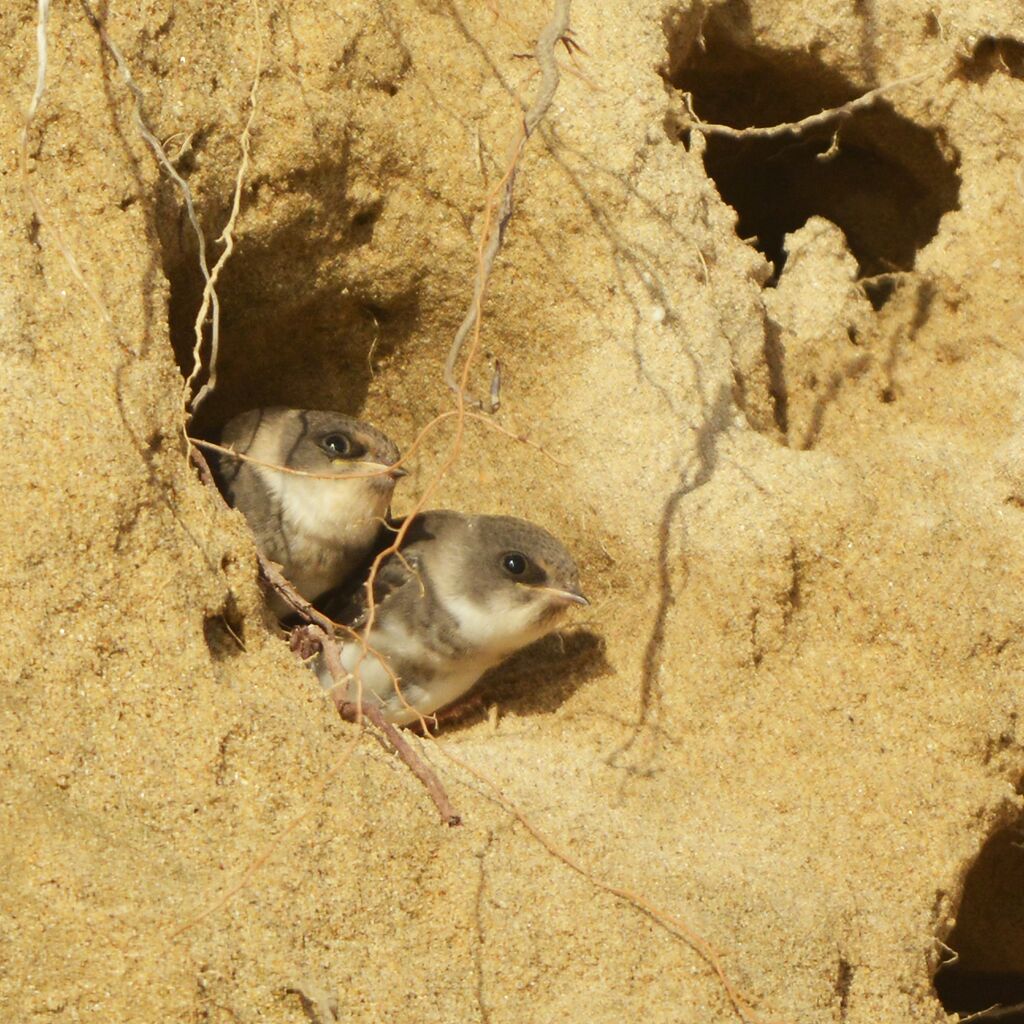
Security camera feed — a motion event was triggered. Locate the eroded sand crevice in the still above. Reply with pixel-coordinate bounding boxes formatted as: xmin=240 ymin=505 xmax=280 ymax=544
xmin=957 ymin=35 xmax=1024 ymax=82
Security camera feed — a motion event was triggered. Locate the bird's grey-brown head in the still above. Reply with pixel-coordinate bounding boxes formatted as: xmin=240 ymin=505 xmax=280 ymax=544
xmin=275 ymin=409 xmax=403 ymax=489
xmin=423 ymin=512 xmax=587 ymax=653
xmin=219 ymin=407 xmax=404 ymax=489
xmin=216 ymin=408 xmax=406 ymax=600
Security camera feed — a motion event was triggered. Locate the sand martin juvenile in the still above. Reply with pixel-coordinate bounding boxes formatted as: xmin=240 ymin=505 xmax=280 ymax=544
xmin=316 ymin=511 xmax=588 ymax=725
xmin=213 ymin=407 xmax=405 ymax=616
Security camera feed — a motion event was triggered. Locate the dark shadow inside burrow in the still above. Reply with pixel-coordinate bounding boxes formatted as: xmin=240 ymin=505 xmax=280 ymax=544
xmin=934 ymin=811 xmax=1024 ymax=1021
xmin=662 ymin=3 xmax=961 ymax=283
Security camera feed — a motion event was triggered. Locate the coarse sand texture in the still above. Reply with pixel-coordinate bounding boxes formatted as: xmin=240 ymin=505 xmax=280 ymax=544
xmin=3 ymin=1 xmax=1024 ymax=1021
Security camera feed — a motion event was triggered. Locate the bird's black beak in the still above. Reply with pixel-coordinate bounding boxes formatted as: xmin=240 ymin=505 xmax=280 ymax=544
xmin=388 ymin=465 xmax=409 ymax=480
xmin=546 ymin=587 xmax=589 ymax=607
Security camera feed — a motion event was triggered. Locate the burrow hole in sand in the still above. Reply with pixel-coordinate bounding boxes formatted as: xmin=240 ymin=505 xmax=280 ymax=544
xmin=156 ymin=160 xmax=609 ymax=695
xmin=934 ymin=803 xmax=1024 ymax=1021
xmin=661 ymin=3 xmax=961 ymax=304
xmin=156 ymin=163 xmax=420 ymax=438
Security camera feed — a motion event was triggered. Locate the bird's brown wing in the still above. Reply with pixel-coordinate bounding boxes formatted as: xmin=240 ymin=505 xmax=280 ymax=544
xmin=211 ymin=409 xmax=285 ymax=558
xmin=316 ymin=515 xmax=434 ymax=629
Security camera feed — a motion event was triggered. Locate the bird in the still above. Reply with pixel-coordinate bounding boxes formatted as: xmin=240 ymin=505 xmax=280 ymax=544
xmin=315 ymin=510 xmax=588 ymax=725
xmin=212 ymin=407 xmax=405 ymax=616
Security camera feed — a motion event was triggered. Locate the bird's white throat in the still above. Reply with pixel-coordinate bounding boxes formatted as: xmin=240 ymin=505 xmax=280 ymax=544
xmin=261 ymin=467 xmax=387 ymax=549
xmin=441 ymin=587 xmax=550 ymax=657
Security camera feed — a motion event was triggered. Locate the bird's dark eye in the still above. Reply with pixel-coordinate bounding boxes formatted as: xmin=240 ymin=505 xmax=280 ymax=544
xmin=501 ymin=552 xmax=528 ymax=576
xmin=321 ymin=433 xmax=365 ymax=460
xmin=322 ymin=433 xmax=350 ymax=457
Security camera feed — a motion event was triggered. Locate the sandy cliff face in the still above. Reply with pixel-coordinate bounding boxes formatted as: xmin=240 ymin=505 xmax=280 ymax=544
xmin=3 ymin=1 xmax=1024 ymax=1021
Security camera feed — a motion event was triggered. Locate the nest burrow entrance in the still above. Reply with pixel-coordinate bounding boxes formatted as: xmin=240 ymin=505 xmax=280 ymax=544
xmin=934 ymin=813 xmax=1024 ymax=1021
xmin=156 ymin=164 xmax=419 ymax=437
xmin=662 ymin=5 xmax=961 ymax=288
